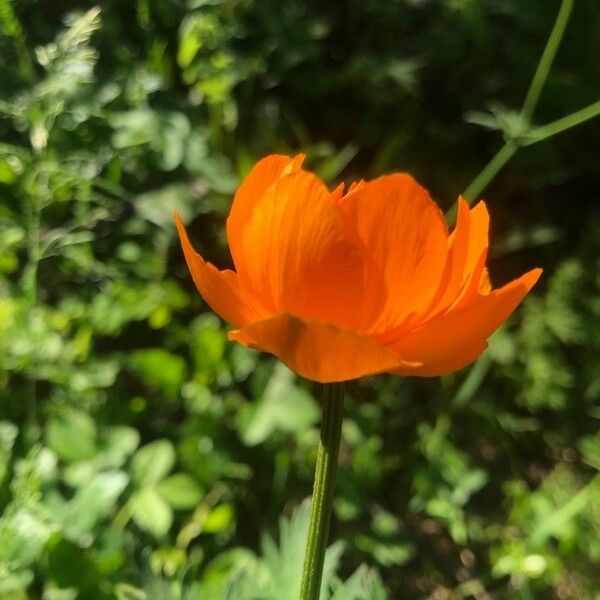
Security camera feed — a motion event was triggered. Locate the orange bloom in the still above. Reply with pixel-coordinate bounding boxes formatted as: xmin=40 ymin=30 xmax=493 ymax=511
xmin=175 ymin=154 xmax=541 ymax=383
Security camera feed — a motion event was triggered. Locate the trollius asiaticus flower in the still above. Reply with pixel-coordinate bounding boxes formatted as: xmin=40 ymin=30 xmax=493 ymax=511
xmin=175 ymin=154 xmax=541 ymax=383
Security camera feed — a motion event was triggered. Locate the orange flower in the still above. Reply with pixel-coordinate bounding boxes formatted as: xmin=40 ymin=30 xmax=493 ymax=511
xmin=175 ymin=154 xmax=541 ymax=383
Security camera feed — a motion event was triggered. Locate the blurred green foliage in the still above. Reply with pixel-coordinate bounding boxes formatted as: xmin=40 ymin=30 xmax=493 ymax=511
xmin=0 ymin=0 xmax=599 ymax=598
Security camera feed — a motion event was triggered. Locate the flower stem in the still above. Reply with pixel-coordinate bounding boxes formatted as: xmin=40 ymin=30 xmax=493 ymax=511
xmin=522 ymin=100 xmax=600 ymax=146
xmin=462 ymin=140 xmax=518 ymax=204
xmin=448 ymin=0 xmax=575 ymax=225
xmin=300 ymin=382 xmax=345 ymax=600
xmin=520 ymin=0 xmax=574 ymax=121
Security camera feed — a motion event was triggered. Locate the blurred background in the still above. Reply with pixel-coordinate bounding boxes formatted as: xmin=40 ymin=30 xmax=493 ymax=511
xmin=0 ymin=1 xmax=599 ymax=598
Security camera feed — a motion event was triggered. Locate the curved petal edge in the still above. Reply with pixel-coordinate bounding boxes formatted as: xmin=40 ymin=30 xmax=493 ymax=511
xmin=175 ymin=212 xmax=258 ymax=328
xmin=390 ymin=341 xmax=488 ymax=377
xmin=228 ymin=313 xmax=422 ymax=383
xmin=390 ymin=267 xmax=542 ymax=364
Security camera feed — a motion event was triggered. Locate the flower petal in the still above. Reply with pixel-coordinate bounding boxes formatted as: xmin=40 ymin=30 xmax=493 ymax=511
xmin=239 ymin=170 xmax=380 ymax=330
xmin=226 ymin=153 xmax=304 ymax=309
xmin=337 ymin=174 xmax=449 ymax=332
xmin=390 ymin=341 xmax=488 ymax=377
xmin=449 ymin=199 xmax=490 ymax=311
xmin=229 ymin=313 xmax=421 ymax=383
xmin=226 ymin=154 xmax=304 ymax=262
xmin=478 ymin=267 xmax=492 ymax=295
xmin=175 ymin=212 xmax=260 ymax=327
xmin=388 ymin=268 xmax=541 ymax=363
xmin=422 ymin=198 xmax=490 ymax=320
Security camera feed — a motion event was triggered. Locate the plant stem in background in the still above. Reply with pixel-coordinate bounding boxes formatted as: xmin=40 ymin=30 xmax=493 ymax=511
xmin=458 ymin=98 xmax=600 ymax=211
xmin=520 ymin=0 xmax=574 ymax=122
xmin=449 ymin=0 xmax=576 ymax=224
xmin=461 ymin=141 xmax=518 ymax=204
xmin=300 ymin=383 xmax=345 ymax=600
xmin=457 ymin=96 xmax=600 ymax=212
xmin=523 ymin=100 xmax=600 ymax=146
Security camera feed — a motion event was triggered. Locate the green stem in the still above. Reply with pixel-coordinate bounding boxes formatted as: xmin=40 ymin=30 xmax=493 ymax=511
xmin=530 ymin=474 xmax=599 ymax=546
xmin=522 ymin=100 xmax=600 ymax=146
xmin=446 ymin=141 xmax=518 ymax=225
xmin=455 ymin=95 xmax=599 ymax=220
xmin=462 ymin=141 xmax=518 ymax=203
xmin=450 ymin=0 xmax=575 ymax=224
xmin=521 ymin=0 xmax=573 ymax=121
xmin=300 ymin=383 xmax=345 ymax=600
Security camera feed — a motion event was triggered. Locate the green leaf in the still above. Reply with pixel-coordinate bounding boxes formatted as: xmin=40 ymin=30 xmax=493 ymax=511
xmin=579 ymin=434 xmax=600 ymax=471
xmin=129 ymin=348 xmax=187 ymax=400
xmin=0 ymin=421 xmax=18 ymax=485
xmin=238 ymin=363 xmax=319 ymax=446
xmin=134 ymin=184 xmax=196 ymax=229
xmin=156 ymin=473 xmax=202 ymax=509
xmin=258 ymin=502 xmax=351 ymax=600
xmin=102 ymin=426 xmax=140 ymax=468
xmin=130 ymin=440 xmax=176 ymax=487
xmin=178 ymin=15 xmax=202 ymax=69
xmin=191 ymin=315 xmax=226 ymax=379
xmin=63 ymin=471 xmax=128 ymax=540
xmin=177 ymin=13 xmax=221 ymax=70
xmin=203 ymin=503 xmax=234 ymax=534
xmin=155 ymin=112 xmax=190 ymax=171
xmin=110 ymin=109 xmax=157 ymax=148
xmin=355 ymin=535 xmax=414 ymax=567
xmin=46 ymin=534 xmax=97 ymax=589
xmin=46 ymin=410 xmax=97 ymax=462
xmin=42 ymin=586 xmax=79 ymax=600
xmin=129 ymin=487 xmax=173 ymax=538
xmin=0 ymin=571 xmax=33 ymax=598
xmin=0 ymin=510 xmax=52 ymax=569
xmin=0 ymin=157 xmax=17 ymax=184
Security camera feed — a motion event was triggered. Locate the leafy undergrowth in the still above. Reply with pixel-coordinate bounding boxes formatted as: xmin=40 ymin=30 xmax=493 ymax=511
xmin=0 ymin=2 xmax=599 ymax=598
